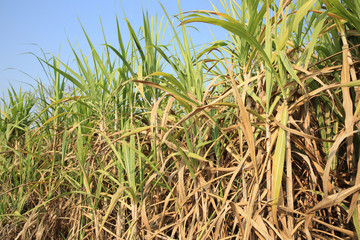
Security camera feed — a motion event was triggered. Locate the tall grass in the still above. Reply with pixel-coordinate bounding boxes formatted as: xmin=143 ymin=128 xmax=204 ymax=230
xmin=1 ymin=0 xmax=360 ymax=239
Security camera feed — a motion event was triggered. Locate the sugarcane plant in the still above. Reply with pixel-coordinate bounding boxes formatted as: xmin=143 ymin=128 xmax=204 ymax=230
xmin=1 ymin=0 xmax=360 ymax=239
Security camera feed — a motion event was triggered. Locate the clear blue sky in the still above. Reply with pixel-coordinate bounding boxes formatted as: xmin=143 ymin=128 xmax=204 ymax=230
xmin=0 ymin=0 xmax=223 ymax=96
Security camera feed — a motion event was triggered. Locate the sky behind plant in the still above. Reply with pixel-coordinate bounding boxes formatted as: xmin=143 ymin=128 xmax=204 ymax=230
xmin=0 ymin=0 xmax=221 ymax=95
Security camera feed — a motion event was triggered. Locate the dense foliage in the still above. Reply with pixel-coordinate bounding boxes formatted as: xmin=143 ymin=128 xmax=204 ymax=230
xmin=1 ymin=0 xmax=360 ymax=239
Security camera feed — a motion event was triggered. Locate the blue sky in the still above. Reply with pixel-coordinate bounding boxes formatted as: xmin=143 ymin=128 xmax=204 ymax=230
xmin=0 ymin=0 xmax=223 ymax=96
